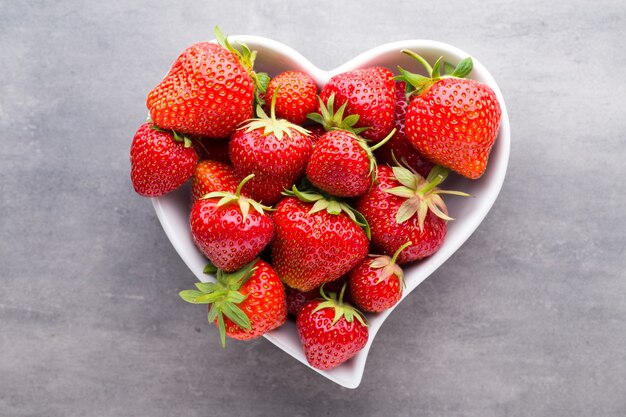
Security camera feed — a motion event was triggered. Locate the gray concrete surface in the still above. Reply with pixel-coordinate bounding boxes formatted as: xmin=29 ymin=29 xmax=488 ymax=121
xmin=1 ymin=0 xmax=625 ymax=416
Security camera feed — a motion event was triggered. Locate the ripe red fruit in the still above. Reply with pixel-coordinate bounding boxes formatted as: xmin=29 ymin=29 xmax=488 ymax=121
xmin=319 ymin=67 xmax=395 ymax=142
xmin=180 ymin=260 xmax=286 ymax=346
xmin=264 ymin=71 xmax=317 ymax=125
xmin=349 ymin=242 xmax=412 ymax=313
xmin=190 ymin=175 xmax=273 ymax=272
xmin=296 ymin=285 xmax=368 ymax=370
xmin=356 ymin=164 xmax=468 ymax=264
xmin=398 ymin=52 xmax=502 ymax=179
xmin=272 ymin=188 xmax=369 ymax=292
xmin=229 ymin=94 xmax=312 ymax=205
xmin=192 ymin=137 xmax=231 ymax=164
xmin=306 ymin=96 xmax=394 ymax=198
xmin=130 ymin=123 xmax=198 ymax=197
xmin=191 ymin=160 xmax=240 ymax=203
xmin=374 ymin=81 xmax=435 ymax=178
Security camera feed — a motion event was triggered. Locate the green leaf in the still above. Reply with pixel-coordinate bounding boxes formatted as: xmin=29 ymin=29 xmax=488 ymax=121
xmin=431 ymin=56 xmax=443 ymax=80
xmin=326 ymin=200 xmax=342 ymax=215
xmin=195 ymin=282 xmax=216 ymax=293
xmin=451 ymin=57 xmax=473 ymax=78
xmin=392 ymin=166 xmax=418 ymax=189
xmin=309 ymin=199 xmax=329 ymax=215
xmin=396 ymin=198 xmax=420 ymax=224
xmin=179 ymin=290 xmax=205 ymax=304
xmin=384 ymin=186 xmax=416 ymax=199
xmin=307 ymin=113 xmax=324 ymax=125
xmin=343 ymin=114 xmax=360 ymax=127
xmin=256 ymin=72 xmax=270 ymax=94
xmin=216 ymin=312 xmax=227 ymax=348
xmin=203 ymin=262 xmax=218 ymax=275
xmin=221 ymin=302 xmax=251 ymax=331
xmin=207 ymin=304 xmax=218 ymax=323
xmin=443 ymin=61 xmax=456 ymax=76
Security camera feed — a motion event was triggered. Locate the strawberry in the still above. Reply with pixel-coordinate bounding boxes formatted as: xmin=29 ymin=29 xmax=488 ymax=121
xmin=146 ymin=28 xmax=268 ymax=138
xmin=285 ymin=276 xmax=348 ymax=317
xmin=398 ymin=51 xmax=502 ymax=179
xmin=272 ymin=187 xmax=369 ymax=292
xmin=306 ymin=95 xmax=394 ymax=197
xmin=374 ymin=81 xmax=435 ymax=178
xmin=192 ymin=137 xmax=231 ymax=164
xmin=296 ymin=285 xmax=368 ymax=370
xmin=356 ymin=164 xmax=468 ymax=264
xmin=130 ymin=123 xmax=198 ymax=197
xmin=229 ymin=92 xmax=312 ymax=204
xmin=318 ymin=67 xmax=395 ymax=142
xmin=180 ymin=260 xmax=286 ymax=346
xmin=191 ymin=160 xmax=240 ymax=203
xmin=190 ymin=175 xmax=273 ymax=272
xmin=348 ymin=242 xmax=412 ymax=313
xmin=264 ymin=71 xmax=317 ymax=125
xmin=307 ymin=125 xmax=327 ymax=145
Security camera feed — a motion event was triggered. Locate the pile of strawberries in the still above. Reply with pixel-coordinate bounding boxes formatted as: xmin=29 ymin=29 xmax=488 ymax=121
xmin=130 ymin=28 xmax=502 ymax=371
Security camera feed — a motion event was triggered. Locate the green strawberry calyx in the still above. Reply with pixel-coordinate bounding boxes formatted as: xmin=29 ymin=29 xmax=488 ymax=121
xmin=149 ymin=125 xmax=193 ymax=148
xmin=238 ymin=86 xmax=311 ymax=140
xmin=395 ymin=50 xmax=473 ymax=97
xmin=283 ymin=185 xmax=371 ymax=239
xmin=313 ymin=283 xmax=367 ymax=327
xmin=179 ymin=260 xmax=258 ymax=348
xmin=200 ymin=174 xmax=273 ymax=221
xmin=368 ymin=241 xmax=412 ymax=285
xmin=383 ymin=164 xmax=470 ymax=230
xmin=214 ymin=26 xmax=270 ymax=107
xmin=307 ymin=93 xmax=369 ymax=136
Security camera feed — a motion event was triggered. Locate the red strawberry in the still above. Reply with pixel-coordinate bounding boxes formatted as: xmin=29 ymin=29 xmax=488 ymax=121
xmin=307 ymin=125 xmax=327 ymax=145
xmin=356 ymin=164 xmax=468 ymax=264
xmin=272 ymin=188 xmax=369 ymax=292
xmin=180 ymin=259 xmax=286 ymax=346
xmin=130 ymin=123 xmax=198 ymax=197
xmin=190 ymin=175 xmax=273 ymax=272
xmin=147 ymin=28 xmax=268 ymax=138
xmin=191 ymin=160 xmax=240 ymax=203
xmin=349 ymin=242 xmax=412 ymax=313
xmin=192 ymin=137 xmax=231 ymax=164
xmin=374 ymin=81 xmax=435 ymax=178
xmin=296 ymin=285 xmax=368 ymax=370
xmin=285 ymin=276 xmax=348 ymax=317
xmin=318 ymin=67 xmax=395 ymax=142
xmin=306 ymin=96 xmax=394 ymax=197
xmin=264 ymin=71 xmax=317 ymax=125
xmin=398 ymin=51 xmax=502 ymax=179
xmin=229 ymin=93 xmax=312 ymax=204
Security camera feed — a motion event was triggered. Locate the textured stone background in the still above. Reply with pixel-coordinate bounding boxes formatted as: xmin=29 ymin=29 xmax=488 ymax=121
xmin=1 ymin=0 xmax=625 ymax=416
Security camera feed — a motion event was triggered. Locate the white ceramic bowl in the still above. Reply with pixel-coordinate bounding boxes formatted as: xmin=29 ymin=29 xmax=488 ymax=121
xmin=152 ymin=36 xmax=510 ymax=389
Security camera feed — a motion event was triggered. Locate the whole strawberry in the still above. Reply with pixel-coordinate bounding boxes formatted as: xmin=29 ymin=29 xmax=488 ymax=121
xmin=190 ymin=175 xmax=273 ymax=272
xmin=130 ymin=123 xmax=198 ymax=197
xmin=349 ymin=242 xmax=412 ymax=313
xmin=398 ymin=51 xmax=502 ymax=179
xmin=319 ymin=67 xmax=395 ymax=142
xmin=297 ymin=285 xmax=368 ymax=370
xmin=306 ymin=95 xmax=393 ymax=198
xmin=229 ymin=92 xmax=312 ymax=204
xmin=180 ymin=260 xmax=287 ymax=346
xmin=191 ymin=160 xmax=240 ymax=203
xmin=264 ymin=71 xmax=317 ymax=125
xmin=147 ymin=28 xmax=265 ymax=138
xmin=272 ymin=187 xmax=369 ymax=292
xmin=356 ymin=164 xmax=468 ymax=264
xmin=374 ymin=81 xmax=434 ymax=178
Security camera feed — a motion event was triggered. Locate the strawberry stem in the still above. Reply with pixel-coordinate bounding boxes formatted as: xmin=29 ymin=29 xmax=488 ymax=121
xmin=390 ymin=241 xmax=412 ymax=265
xmin=401 ymin=49 xmax=433 ymax=76
xmin=236 ymin=174 xmax=255 ymax=198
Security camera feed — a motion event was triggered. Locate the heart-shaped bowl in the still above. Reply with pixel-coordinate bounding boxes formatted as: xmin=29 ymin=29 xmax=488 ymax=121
xmin=152 ymin=36 xmax=510 ymax=389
